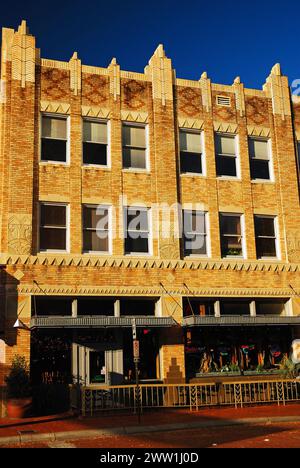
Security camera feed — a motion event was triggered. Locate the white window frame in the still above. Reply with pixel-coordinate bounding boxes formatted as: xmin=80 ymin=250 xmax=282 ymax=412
xmin=183 ymin=210 xmax=210 ymax=258
xmin=122 ymin=122 xmax=150 ymax=172
xmin=249 ymin=137 xmax=274 ymax=183
xmin=39 ymin=113 xmax=70 ymax=165
xmin=215 ymin=133 xmax=240 ymax=180
xmin=220 ymin=212 xmax=246 ymax=259
xmin=124 ymin=206 xmax=152 ymax=256
xmin=38 ymin=202 xmax=70 ymax=253
xmin=254 ymin=214 xmax=280 ymax=260
xmin=82 ymin=118 xmax=111 ymax=168
xmin=82 ymin=204 xmax=112 ymax=255
xmin=179 ymin=129 xmax=206 ymax=176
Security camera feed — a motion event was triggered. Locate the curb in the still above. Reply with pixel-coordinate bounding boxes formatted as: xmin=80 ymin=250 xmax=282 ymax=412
xmin=0 ymin=415 xmax=300 ymax=446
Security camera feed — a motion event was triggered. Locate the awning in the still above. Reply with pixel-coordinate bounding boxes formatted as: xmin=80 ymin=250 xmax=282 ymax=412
xmin=30 ymin=315 xmax=177 ymax=329
xmin=182 ymin=315 xmax=300 ymax=327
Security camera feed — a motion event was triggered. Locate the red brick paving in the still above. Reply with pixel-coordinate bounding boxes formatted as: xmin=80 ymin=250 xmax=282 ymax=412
xmin=0 ymin=403 xmax=300 ymax=439
xmin=4 ymin=421 xmax=300 ymax=448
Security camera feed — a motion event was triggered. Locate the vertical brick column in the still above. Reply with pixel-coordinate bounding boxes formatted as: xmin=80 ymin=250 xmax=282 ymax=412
xmin=234 ymin=77 xmax=257 ymax=260
xmin=1 ymin=22 xmax=37 ymax=256
xmin=108 ymin=59 xmax=123 ymax=256
xmin=69 ymin=53 xmax=82 ymax=254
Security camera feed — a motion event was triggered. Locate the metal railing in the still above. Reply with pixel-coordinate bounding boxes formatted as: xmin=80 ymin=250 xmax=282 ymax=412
xmin=30 ymin=315 xmax=177 ymax=328
xmin=182 ymin=315 xmax=300 ymax=326
xmin=78 ymin=378 xmax=300 ymax=416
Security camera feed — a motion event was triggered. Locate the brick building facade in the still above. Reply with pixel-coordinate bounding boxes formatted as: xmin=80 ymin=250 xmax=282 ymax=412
xmin=1 ymin=21 xmax=300 ymax=412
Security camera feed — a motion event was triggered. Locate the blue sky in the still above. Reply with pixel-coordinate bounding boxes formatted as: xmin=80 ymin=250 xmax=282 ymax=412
xmin=1 ymin=0 xmax=299 ymax=89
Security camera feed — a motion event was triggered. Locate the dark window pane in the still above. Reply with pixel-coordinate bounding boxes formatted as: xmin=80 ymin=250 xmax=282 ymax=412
xmin=180 ymin=152 xmax=202 ymax=173
xmin=125 ymin=237 xmax=149 ymax=254
xmin=126 ymin=209 xmax=148 ymax=231
xmin=221 ymin=301 xmax=250 ymax=315
xmin=256 ymin=237 xmax=276 ymax=258
xmin=41 ymin=138 xmax=67 ymax=162
xmin=83 ymin=230 xmax=109 ymax=252
xmin=250 ymin=159 xmax=270 ymax=179
xmin=120 ymin=299 xmax=155 ymax=316
xmin=256 ymin=300 xmax=285 ymax=315
xmin=184 ymin=234 xmax=206 ymax=256
xmin=123 ymin=147 xmax=146 ymax=169
xmin=77 ymin=298 xmax=115 ymax=316
xmin=216 ymin=155 xmax=237 ymax=176
xmin=83 ymin=142 xmax=107 ymax=165
xmin=183 ymin=211 xmax=206 ymax=234
xmin=220 ymin=215 xmax=241 ymax=235
xmin=221 ymin=236 xmax=242 ymax=256
xmin=83 ymin=206 xmax=108 ymax=230
xmin=41 ymin=205 xmax=66 ymax=227
xmin=40 ymin=227 xmax=66 ymax=250
xmin=255 ymin=217 xmax=275 ymax=237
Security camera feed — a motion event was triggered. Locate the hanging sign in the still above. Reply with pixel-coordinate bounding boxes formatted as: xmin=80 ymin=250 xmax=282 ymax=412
xmin=133 ymin=339 xmax=140 ymax=359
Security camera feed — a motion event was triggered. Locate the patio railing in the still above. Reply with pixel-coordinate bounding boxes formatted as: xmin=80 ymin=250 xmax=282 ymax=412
xmin=76 ymin=378 xmax=300 ymax=416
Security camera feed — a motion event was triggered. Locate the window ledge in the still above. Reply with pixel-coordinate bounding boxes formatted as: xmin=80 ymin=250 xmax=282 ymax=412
xmin=124 ymin=253 xmax=153 ymax=257
xmin=217 ymin=176 xmax=241 ymax=181
xmin=39 ymin=161 xmax=69 ymax=166
xmin=257 ymin=257 xmax=280 ymax=261
xmin=184 ymin=255 xmax=210 ymax=259
xmin=180 ymin=173 xmax=206 ymax=178
xmin=122 ymin=168 xmax=150 ymax=174
xmin=251 ymin=179 xmax=275 ymax=184
xmin=82 ymin=165 xmax=111 ymax=171
xmin=82 ymin=251 xmax=112 ymax=256
xmin=38 ymin=250 xmax=69 ymax=254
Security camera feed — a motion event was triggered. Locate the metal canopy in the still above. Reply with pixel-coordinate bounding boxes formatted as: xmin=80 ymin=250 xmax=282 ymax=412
xmin=182 ymin=315 xmax=300 ymax=327
xmin=30 ymin=315 xmax=177 ymax=329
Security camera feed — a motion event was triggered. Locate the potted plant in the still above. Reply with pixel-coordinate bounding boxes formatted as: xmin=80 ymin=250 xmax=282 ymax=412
xmin=5 ymin=354 xmax=32 ymax=418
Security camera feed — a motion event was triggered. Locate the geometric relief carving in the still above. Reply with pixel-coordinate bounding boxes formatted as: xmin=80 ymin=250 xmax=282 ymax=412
xmin=177 ymin=86 xmax=202 ymax=117
xmin=178 ymin=117 xmax=204 ymax=130
xmin=247 ymin=125 xmax=271 ymax=138
xmin=121 ymin=110 xmax=148 ymax=123
xmin=287 ymin=229 xmax=300 ymax=263
xmin=121 ymin=79 xmax=147 ymax=110
xmin=81 ymin=106 xmax=111 ymax=119
xmin=213 ymin=121 xmax=238 ymax=133
xmin=41 ymin=68 xmax=70 ymax=102
xmin=40 ymin=101 xmax=70 ymax=114
xmin=8 ymin=214 xmax=32 ymax=254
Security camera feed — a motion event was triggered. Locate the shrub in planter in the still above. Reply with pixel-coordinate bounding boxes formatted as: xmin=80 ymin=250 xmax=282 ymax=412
xmin=5 ymin=355 xmax=31 ymax=418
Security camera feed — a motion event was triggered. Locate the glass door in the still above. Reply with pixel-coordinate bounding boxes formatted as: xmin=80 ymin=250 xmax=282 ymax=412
xmin=89 ymin=350 xmax=106 ymax=384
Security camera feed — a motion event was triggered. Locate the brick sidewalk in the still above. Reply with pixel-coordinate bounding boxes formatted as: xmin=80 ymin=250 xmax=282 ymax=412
xmin=0 ymin=403 xmax=300 ymax=439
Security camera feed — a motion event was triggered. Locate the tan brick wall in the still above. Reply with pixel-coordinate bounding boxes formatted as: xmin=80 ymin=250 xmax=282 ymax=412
xmin=0 ymin=25 xmax=300 ymax=383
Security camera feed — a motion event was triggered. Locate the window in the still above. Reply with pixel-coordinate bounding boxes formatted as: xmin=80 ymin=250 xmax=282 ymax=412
xmin=183 ymin=210 xmax=208 ymax=256
xmin=122 ymin=124 xmax=147 ymax=169
xmin=215 ymin=133 xmax=238 ymax=177
xmin=220 ymin=213 xmax=243 ymax=257
xmin=249 ymin=138 xmax=271 ymax=180
xmin=41 ymin=115 xmax=68 ymax=163
xmin=254 ymin=215 xmax=277 ymax=258
xmin=255 ymin=299 xmax=287 ymax=316
xmin=179 ymin=130 xmax=203 ymax=174
xmin=83 ymin=205 xmax=110 ymax=253
xmin=83 ymin=119 xmax=108 ymax=165
xmin=182 ymin=298 xmax=214 ymax=317
xmin=220 ymin=300 xmax=251 ymax=316
xmin=39 ymin=203 xmax=67 ymax=251
xmin=124 ymin=207 xmax=150 ymax=254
